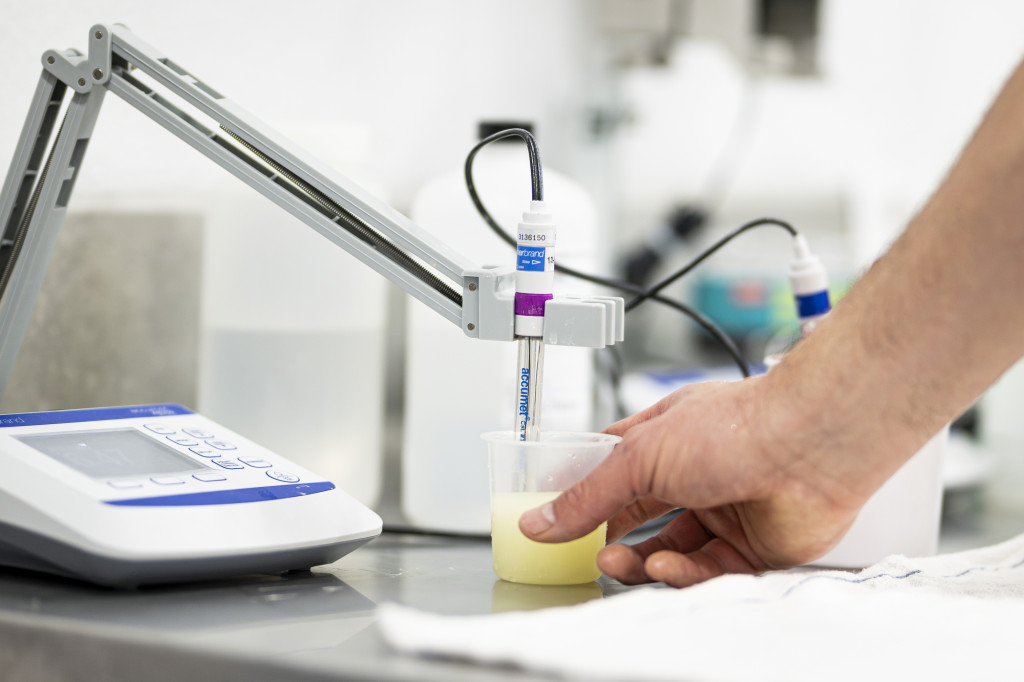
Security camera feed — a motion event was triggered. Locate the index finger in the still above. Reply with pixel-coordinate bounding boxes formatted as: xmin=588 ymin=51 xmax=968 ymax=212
xmin=603 ymin=391 xmax=677 ymax=438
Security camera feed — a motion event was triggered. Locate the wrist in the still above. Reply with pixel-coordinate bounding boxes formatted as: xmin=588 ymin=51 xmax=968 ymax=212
xmin=752 ymin=330 xmax=914 ymax=512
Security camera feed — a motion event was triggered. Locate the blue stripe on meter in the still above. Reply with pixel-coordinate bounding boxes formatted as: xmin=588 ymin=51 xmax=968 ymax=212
xmin=0 ymin=404 xmax=193 ymax=428
xmin=105 ymin=481 xmax=336 ymax=506
xmin=517 ymin=246 xmax=546 ymax=272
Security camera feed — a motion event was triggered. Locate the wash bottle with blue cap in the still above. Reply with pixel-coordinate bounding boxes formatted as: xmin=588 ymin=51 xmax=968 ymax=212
xmin=788 ymin=234 xmax=831 ymax=335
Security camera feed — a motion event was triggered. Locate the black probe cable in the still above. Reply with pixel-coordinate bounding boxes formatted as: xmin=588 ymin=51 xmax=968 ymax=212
xmin=466 ymin=128 xmax=545 ymax=201
xmin=624 ymin=217 xmax=798 ymax=312
xmin=464 ymin=133 xmax=752 ymax=377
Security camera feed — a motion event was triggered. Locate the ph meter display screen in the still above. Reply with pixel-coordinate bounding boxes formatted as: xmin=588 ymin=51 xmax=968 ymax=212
xmin=18 ymin=429 xmax=207 ymax=478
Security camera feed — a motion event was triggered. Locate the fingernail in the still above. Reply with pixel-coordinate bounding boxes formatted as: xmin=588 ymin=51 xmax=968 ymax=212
xmin=520 ymin=502 xmax=556 ymax=535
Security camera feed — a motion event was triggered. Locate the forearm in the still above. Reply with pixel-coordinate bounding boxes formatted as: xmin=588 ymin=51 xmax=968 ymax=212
xmin=764 ymin=58 xmax=1024 ymax=502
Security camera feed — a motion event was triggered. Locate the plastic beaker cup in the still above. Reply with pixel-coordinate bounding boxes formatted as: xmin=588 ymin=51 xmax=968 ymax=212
xmin=483 ymin=431 xmax=622 ymax=585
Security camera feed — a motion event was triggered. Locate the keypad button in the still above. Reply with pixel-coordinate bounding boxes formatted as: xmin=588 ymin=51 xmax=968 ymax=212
xmin=266 ymin=470 xmax=300 ymax=483
xmin=144 ymin=424 xmax=177 ymax=435
xmin=167 ymin=436 xmax=199 ymax=447
xmin=183 ymin=428 xmax=215 ymax=439
xmin=238 ymin=457 xmax=272 ymax=468
xmin=151 ymin=476 xmax=185 ymax=485
xmin=190 ymin=447 xmax=218 ymax=458
xmin=213 ymin=459 xmax=245 ymax=470
xmin=206 ymin=440 xmax=237 ymax=451
xmin=108 ymin=480 xmax=143 ymax=489
xmin=193 ymin=472 xmax=227 ymax=482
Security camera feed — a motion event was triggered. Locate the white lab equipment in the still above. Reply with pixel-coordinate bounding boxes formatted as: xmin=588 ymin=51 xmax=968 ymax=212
xmin=774 ymin=237 xmax=946 ymax=567
xmin=199 ymin=126 xmax=388 ymax=509
xmin=980 ymin=359 xmax=1024 ymax=511
xmin=0 ymin=404 xmax=381 ymax=586
xmin=0 ymin=25 xmax=623 ymax=584
xmin=782 ymin=238 xmax=945 ymax=567
xmin=403 ymin=132 xmax=600 ymax=532
xmin=815 ymin=427 xmax=947 ymax=568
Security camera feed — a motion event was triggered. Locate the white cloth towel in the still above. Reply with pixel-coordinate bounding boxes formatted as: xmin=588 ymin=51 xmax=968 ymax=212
xmin=378 ymin=533 xmax=1024 ymax=681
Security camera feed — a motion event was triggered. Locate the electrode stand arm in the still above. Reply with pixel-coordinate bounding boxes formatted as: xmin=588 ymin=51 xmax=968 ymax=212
xmin=0 ymin=24 xmax=623 ymax=401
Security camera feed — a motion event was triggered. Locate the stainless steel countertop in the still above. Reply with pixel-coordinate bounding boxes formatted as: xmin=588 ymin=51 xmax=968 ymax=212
xmin=0 ymin=505 xmax=1021 ymax=682
xmin=0 ymin=531 xmax=645 ymax=682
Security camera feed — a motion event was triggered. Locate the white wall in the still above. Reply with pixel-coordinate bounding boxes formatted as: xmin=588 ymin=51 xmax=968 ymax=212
xmin=606 ymin=0 xmax=1024 ymax=270
xmin=6 ymin=1 xmax=1024 ymax=256
xmin=0 ymin=0 xmax=597 ymax=212
xmin=824 ymin=0 xmax=1024 ymax=263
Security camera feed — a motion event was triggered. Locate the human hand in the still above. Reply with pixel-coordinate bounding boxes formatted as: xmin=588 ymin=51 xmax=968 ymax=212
xmin=518 ymin=376 xmax=878 ymax=587
xmin=514 ymin=56 xmax=1024 ymax=586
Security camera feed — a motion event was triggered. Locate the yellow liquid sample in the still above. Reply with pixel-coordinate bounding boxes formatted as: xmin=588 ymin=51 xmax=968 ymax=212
xmin=491 ymin=491 xmax=606 ymax=585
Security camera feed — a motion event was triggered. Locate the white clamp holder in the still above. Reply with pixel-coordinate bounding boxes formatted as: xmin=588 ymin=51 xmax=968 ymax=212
xmin=460 ymin=266 xmax=624 ymax=348
xmin=543 ymin=296 xmax=624 ymax=348
xmin=461 ymin=266 xmax=515 ymax=342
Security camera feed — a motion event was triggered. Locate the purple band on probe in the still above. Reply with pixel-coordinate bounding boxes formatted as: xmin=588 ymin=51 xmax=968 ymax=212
xmin=515 ymin=292 xmax=553 ymax=317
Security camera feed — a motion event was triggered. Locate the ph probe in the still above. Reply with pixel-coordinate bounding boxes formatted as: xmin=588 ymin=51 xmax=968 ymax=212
xmin=514 ymin=201 xmax=557 ymax=441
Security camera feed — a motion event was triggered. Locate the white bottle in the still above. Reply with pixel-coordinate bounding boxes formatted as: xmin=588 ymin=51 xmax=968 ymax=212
xmin=980 ymin=359 xmax=1024 ymax=511
xmin=198 ymin=124 xmax=387 ymax=508
xmin=402 ymin=124 xmax=601 ymax=533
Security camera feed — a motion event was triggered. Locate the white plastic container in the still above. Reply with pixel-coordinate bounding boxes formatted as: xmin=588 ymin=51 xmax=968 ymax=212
xmin=979 ymin=358 xmax=1024 ymax=511
xmin=815 ymin=427 xmax=948 ymax=568
xmin=402 ymin=127 xmax=601 ymax=533
xmin=764 ymin=335 xmax=946 ymax=567
xmin=198 ymin=125 xmax=386 ymax=508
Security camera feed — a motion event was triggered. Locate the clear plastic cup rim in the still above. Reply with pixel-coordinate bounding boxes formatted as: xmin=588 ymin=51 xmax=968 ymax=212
xmin=481 ymin=431 xmax=622 ymax=448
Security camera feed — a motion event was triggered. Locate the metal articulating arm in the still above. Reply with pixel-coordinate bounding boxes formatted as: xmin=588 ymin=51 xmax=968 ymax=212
xmin=0 ymin=24 xmax=623 ymax=398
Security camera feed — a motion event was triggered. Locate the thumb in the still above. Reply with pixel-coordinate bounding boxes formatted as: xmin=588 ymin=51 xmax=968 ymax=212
xmin=519 ymin=437 xmax=649 ymax=543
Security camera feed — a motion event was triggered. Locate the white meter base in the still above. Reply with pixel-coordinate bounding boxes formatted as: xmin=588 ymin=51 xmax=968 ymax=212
xmin=0 ymin=404 xmax=382 ymax=587
xmin=0 ymin=518 xmax=373 ymax=587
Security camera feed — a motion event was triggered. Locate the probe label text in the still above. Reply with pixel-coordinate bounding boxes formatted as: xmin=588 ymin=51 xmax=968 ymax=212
xmin=518 ymin=368 xmax=530 ymax=439
xmin=517 ymin=246 xmax=547 ymax=272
